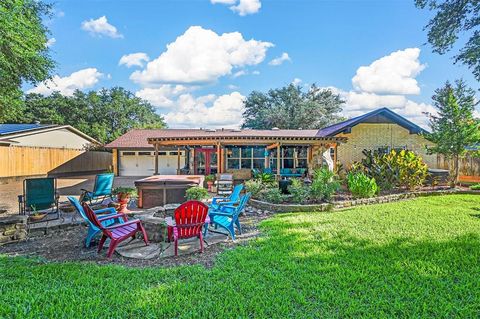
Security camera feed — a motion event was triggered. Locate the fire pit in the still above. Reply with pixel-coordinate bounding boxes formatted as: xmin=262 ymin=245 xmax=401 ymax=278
xmin=134 ymin=175 xmax=204 ymax=209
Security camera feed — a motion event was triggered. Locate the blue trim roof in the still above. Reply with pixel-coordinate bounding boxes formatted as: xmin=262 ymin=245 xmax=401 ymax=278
xmin=0 ymin=124 xmax=56 ymax=136
xmin=317 ymin=107 xmax=428 ymax=137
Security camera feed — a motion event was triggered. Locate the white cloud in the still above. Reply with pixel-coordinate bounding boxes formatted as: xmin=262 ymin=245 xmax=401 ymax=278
xmin=252 ymin=70 xmax=260 ymax=75
xmin=211 ymin=0 xmax=261 ymax=16
xmin=233 ymin=70 xmax=247 ymax=78
xmin=231 ymin=0 xmax=261 ymax=16
xmin=269 ymin=52 xmax=291 ymax=66
xmin=46 ymin=38 xmax=56 ymax=47
xmin=292 ymin=78 xmax=302 ymax=86
xmin=81 ymin=16 xmax=123 ymax=39
xmin=323 ymin=48 xmax=436 ymax=128
xmin=135 ymin=85 xmax=189 ymax=109
xmin=130 ymin=26 xmax=272 ymax=85
xmin=119 ymin=52 xmax=150 ymax=68
xmin=27 ymin=68 xmax=103 ymax=96
xmin=227 ymin=84 xmax=239 ymax=90
xmin=163 ymin=92 xmax=246 ymax=128
xmin=352 ymin=48 xmax=425 ymax=95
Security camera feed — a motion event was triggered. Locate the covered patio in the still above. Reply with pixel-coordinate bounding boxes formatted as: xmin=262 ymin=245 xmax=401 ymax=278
xmin=146 ymin=129 xmax=346 ymax=179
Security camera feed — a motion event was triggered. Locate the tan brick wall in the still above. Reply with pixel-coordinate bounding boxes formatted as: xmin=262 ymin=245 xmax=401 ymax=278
xmin=336 ymin=123 xmax=437 ymax=169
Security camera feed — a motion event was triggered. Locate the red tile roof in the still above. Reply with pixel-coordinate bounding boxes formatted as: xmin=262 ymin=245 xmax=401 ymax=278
xmin=106 ymin=128 xmax=342 ymax=149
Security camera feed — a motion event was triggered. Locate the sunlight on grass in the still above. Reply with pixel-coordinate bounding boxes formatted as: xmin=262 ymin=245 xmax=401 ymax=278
xmin=1 ymin=195 xmax=480 ymax=318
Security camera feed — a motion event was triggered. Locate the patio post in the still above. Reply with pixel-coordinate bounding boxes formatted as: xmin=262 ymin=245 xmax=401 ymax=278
xmin=333 ymin=143 xmax=338 ymax=171
xmin=177 ymin=147 xmax=181 ymax=174
xmin=276 ymin=143 xmax=281 ymax=180
xmin=154 ymin=143 xmax=159 ymax=175
xmin=217 ymin=142 xmax=222 ymax=174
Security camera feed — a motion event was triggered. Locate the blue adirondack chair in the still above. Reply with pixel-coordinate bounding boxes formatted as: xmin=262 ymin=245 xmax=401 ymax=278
xmin=207 ymin=192 xmax=251 ymax=240
xmin=210 ymin=184 xmax=244 ymax=210
xmin=81 ymin=173 xmax=114 ymax=205
xmin=68 ymin=196 xmax=124 ymax=247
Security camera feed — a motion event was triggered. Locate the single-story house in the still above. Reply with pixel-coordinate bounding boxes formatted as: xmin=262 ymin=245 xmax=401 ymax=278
xmin=105 ymin=107 xmax=437 ymax=178
xmin=0 ymin=124 xmax=110 ymax=182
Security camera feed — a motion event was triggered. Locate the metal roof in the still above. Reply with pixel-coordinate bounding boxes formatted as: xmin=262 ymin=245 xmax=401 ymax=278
xmin=0 ymin=124 xmax=56 ymax=136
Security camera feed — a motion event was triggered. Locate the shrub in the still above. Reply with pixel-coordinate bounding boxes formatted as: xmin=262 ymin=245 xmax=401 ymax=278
xmin=260 ymin=187 xmax=285 ymax=204
xmin=185 ymin=186 xmax=209 ymax=201
xmin=347 ymin=172 xmax=378 ymax=198
xmin=396 ymin=150 xmax=428 ymax=190
xmin=245 ymin=179 xmax=263 ymax=198
xmin=310 ymin=168 xmax=340 ymax=201
xmin=359 ymin=149 xmax=428 ymax=191
xmin=470 ymin=184 xmax=480 ymax=190
xmin=256 ymin=172 xmax=275 ymax=185
xmin=287 ymin=178 xmax=310 ymax=203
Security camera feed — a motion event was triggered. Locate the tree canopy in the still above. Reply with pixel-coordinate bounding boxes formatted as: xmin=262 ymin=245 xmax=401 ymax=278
xmin=242 ymin=84 xmax=345 ymax=129
xmin=21 ymin=87 xmax=167 ymax=144
xmin=416 ymin=0 xmax=480 ymax=81
xmin=426 ymin=79 xmax=480 ymax=182
xmin=0 ymin=0 xmax=55 ymax=122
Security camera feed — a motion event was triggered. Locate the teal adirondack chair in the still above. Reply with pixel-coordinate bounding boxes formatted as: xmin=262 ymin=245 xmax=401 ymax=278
xmin=81 ymin=173 xmax=114 ymax=205
xmin=207 ymin=192 xmax=251 ymax=240
xmin=67 ymin=196 xmax=124 ymax=247
xmin=18 ymin=177 xmax=59 ymax=221
xmin=210 ymin=184 xmax=244 ymax=210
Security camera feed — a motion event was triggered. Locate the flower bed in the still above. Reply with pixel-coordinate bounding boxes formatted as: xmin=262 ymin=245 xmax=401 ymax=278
xmin=249 ymin=188 xmax=479 ymax=213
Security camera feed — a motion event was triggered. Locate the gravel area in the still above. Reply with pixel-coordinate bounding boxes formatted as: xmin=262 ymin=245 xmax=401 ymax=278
xmin=0 ymin=208 xmax=272 ymax=268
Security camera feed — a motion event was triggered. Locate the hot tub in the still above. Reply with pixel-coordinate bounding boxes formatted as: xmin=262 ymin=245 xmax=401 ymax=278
xmin=135 ymin=175 xmax=205 ymax=208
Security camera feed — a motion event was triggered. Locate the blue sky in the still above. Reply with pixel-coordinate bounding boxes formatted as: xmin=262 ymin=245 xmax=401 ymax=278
xmin=30 ymin=0 xmax=478 ymax=128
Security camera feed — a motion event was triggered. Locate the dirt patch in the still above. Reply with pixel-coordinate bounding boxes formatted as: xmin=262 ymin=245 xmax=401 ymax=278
xmin=0 ymin=210 xmax=272 ymax=268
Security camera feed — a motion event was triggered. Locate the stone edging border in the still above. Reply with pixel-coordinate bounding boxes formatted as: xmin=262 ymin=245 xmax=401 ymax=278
xmin=249 ymin=189 xmax=480 ymax=213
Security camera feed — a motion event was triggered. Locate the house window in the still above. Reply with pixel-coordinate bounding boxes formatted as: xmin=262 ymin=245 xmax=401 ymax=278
xmin=138 ymin=152 xmax=152 ymax=156
xmin=269 ymin=146 xmax=308 ymax=170
xmin=226 ymin=146 xmax=266 ymax=169
xmin=122 ymin=151 xmax=135 ymax=156
xmin=158 ymin=151 xmax=167 ymax=156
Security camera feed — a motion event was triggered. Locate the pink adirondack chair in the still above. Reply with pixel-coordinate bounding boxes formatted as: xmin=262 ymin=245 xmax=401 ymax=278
xmin=168 ymin=200 xmax=209 ymax=256
xmin=82 ymin=203 xmax=149 ymax=258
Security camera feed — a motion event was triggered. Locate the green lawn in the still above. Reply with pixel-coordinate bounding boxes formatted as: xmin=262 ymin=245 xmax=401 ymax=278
xmin=1 ymin=195 xmax=480 ymax=318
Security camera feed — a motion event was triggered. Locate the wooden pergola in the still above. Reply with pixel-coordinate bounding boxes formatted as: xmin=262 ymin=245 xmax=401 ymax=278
xmin=147 ymin=134 xmax=346 ymax=178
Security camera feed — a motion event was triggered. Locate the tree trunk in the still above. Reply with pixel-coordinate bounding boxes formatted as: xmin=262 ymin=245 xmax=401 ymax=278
xmin=454 ymin=154 xmax=460 ymax=185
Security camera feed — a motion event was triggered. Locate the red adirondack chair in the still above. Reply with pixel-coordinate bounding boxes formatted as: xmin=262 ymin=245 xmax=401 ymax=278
xmin=82 ymin=203 xmax=149 ymax=258
xmin=168 ymin=200 xmax=209 ymax=256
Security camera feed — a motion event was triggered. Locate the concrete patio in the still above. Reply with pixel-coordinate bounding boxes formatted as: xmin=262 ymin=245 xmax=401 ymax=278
xmin=0 ymin=175 xmax=145 ymax=215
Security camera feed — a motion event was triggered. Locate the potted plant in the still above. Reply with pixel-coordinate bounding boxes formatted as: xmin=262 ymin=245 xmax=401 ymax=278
xmin=28 ymin=205 xmax=47 ymax=221
xmin=205 ymin=174 xmax=215 ymax=192
xmin=185 ymin=186 xmax=209 ymax=202
xmin=112 ymin=187 xmax=137 ymax=213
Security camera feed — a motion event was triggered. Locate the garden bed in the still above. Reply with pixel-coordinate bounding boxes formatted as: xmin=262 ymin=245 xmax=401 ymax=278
xmin=250 ymin=187 xmax=479 ymax=213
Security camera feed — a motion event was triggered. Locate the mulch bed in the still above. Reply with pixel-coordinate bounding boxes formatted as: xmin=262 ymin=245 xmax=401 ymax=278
xmin=0 ymin=209 xmax=272 ymax=268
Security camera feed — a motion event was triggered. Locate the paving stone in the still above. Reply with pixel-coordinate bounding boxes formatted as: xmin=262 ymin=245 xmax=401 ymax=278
xmin=115 ymin=239 xmax=162 ymax=259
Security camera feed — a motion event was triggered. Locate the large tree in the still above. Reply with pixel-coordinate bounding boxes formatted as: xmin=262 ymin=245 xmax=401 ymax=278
xmin=22 ymin=87 xmax=167 ymax=144
xmin=0 ymin=0 xmax=55 ymax=122
xmin=426 ymin=79 xmax=480 ymax=183
xmin=242 ymin=84 xmax=344 ymax=129
xmin=416 ymin=0 xmax=480 ymax=81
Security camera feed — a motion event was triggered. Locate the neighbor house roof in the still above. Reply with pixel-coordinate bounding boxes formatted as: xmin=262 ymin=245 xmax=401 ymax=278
xmin=106 ymin=128 xmax=344 ymax=148
xmin=317 ymin=107 xmax=428 ymax=136
xmin=0 ymin=124 xmax=56 ymax=135
xmin=0 ymin=124 xmax=99 ymax=145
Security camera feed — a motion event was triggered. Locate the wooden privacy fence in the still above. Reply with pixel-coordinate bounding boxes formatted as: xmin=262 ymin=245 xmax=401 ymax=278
xmin=0 ymin=146 xmax=112 ymax=178
xmin=436 ymin=154 xmax=480 ymax=182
